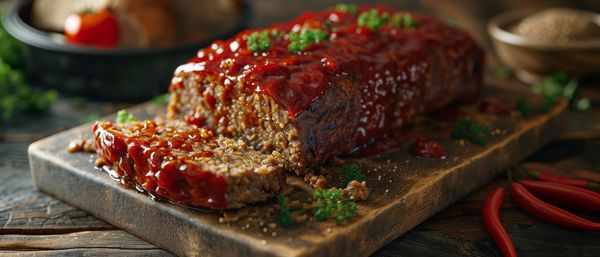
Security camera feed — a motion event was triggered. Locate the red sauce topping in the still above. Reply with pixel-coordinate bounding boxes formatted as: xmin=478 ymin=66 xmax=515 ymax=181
xmin=479 ymin=100 xmax=510 ymax=116
xmin=176 ymin=5 xmax=481 ymax=145
xmin=411 ymin=137 xmax=448 ymax=159
xmin=93 ymin=121 xmax=229 ymax=209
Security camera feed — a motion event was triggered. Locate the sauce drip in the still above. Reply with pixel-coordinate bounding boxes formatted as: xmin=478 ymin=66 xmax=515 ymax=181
xmin=411 ymin=137 xmax=448 ymax=159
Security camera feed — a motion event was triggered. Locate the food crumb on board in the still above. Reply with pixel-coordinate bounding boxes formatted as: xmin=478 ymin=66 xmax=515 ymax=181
xmin=271 ymin=232 xmax=277 ymax=237
xmin=67 ymin=138 xmax=95 ymax=153
xmin=261 ymin=240 xmax=268 ymax=245
xmin=326 ymin=228 xmax=333 ymax=233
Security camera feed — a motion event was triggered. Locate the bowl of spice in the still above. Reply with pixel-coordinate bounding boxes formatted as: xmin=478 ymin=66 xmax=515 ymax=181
xmin=488 ymin=8 xmax=600 ymax=82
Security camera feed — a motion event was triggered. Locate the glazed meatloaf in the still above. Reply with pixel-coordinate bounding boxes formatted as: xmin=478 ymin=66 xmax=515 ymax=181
xmin=167 ymin=5 xmax=484 ymax=174
xmin=93 ymin=119 xmax=285 ymax=209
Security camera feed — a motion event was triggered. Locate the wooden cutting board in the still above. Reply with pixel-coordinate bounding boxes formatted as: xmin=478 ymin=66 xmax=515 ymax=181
xmin=28 ymin=86 xmax=566 ymax=257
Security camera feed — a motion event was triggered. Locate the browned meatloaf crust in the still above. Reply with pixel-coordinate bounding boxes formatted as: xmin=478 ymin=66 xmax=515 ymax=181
xmin=93 ymin=119 xmax=285 ymax=209
xmin=166 ymin=6 xmax=483 ymax=174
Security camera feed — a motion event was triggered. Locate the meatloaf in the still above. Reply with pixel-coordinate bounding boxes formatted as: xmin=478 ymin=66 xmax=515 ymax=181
xmin=93 ymin=119 xmax=285 ymax=209
xmin=167 ymin=5 xmax=484 ymax=174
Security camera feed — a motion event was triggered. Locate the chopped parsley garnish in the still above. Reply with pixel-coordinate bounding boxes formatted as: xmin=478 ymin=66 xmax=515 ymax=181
xmin=520 ymin=71 xmax=591 ymax=114
xmin=392 ymin=13 xmax=418 ymax=29
xmin=342 ymin=163 xmax=364 ymax=186
xmin=247 ymin=31 xmax=272 ymax=52
xmin=313 ymin=188 xmax=357 ymax=223
xmin=288 ymin=28 xmax=328 ymax=53
xmin=335 ymin=3 xmax=358 ymax=14
xmin=516 ymin=99 xmax=533 ymax=117
xmin=277 ymin=193 xmax=293 ymax=227
xmin=115 ymin=109 xmax=136 ymax=124
xmin=575 ymin=98 xmax=591 ymax=111
xmin=358 ymin=9 xmax=390 ymax=30
xmin=151 ymin=93 xmax=170 ymax=106
xmin=495 ymin=67 xmax=511 ymax=78
xmin=451 ymin=118 xmax=491 ymax=145
xmin=270 ymin=29 xmax=284 ymax=38
xmin=0 ymin=18 xmax=57 ymax=121
xmin=531 ymin=72 xmax=591 ymax=111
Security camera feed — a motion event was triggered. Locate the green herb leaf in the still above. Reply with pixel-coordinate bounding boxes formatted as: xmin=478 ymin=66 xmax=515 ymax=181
xmin=392 ymin=13 xmax=418 ymax=29
xmin=312 ymin=188 xmax=357 ymax=223
xmin=495 ymin=67 xmax=511 ymax=78
xmin=288 ymin=28 xmax=328 ymax=53
xmin=342 ymin=163 xmax=364 ymax=186
xmin=247 ymin=31 xmax=272 ymax=52
xmin=529 ymin=72 xmax=590 ymax=112
xmin=152 ymin=93 xmax=170 ymax=106
xmin=358 ymin=9 xmax=390 ymax=30
xmin=451 ymin=118 xmax=491 ymax=145
xmin=0 ymin=60 xmax=57 ymax=120
xmin=516 ymin=99 xmax=533 ymax=117
xmin=335 ymin=3 xmax=357 ymax=14
xmin=0 ymin=18 xmax=57 ymax=121
xmin=277 ymin=193 xmax=293 ymax=227
xmin=115 ymin=109 xmax=136 ymax=124
xmin=576 ymin=98 xmax=591 ymax=111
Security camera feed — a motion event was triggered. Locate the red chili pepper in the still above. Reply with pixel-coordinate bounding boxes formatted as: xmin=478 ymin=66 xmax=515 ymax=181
xmin=483 ymin=187 xmax=517 ymax=257
xmin=521 ymin=180 xmax=600 ymax=213
xmin=510 ymin=183 xmax=600 ymax=231
xmin=529 ymin=170 xmax=600 ymax=189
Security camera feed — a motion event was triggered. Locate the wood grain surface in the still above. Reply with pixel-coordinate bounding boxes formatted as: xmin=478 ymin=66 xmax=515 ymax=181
xmin=2 ymin=0 xmax=600 ymax=256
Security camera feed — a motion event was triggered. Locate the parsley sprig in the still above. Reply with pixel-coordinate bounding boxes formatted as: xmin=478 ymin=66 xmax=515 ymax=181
xmin=313 ymin=188 xmax=357 ymax=223
xmin=335 ymin=3 xmax=358 ymax=14
xmin=518 ymin=72 xmax=591 ymax=116
xmin=451 ymin=118 xmax=491 ymax=145
xmin=151 ymin=93 xmax=170 ymax=106
xmin=115 ymin=109 xmax=136 ymax=124
xmin=358 ymin=9 xmax=390 ymax=30
xmin=342 ymin=163 xmax=364 ymax=187
xmin=277 ymin=193 xmax=293 ymax=227
xmin=288 ymin=28 xmax=328 ymax=53
xmin=532 ymin=72 xmax=590 ymax=111
xmin=392 ymin=13 xmax=419 ymax=29
xmin=0 ymin=17 xmax=57 ymax=121
xmin=247 ymin=31 xmax=272 ymax=52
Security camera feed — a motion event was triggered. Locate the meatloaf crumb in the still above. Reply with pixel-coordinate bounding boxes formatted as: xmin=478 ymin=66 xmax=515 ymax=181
xmin=343 ymin=180 xmax=369 ymax=201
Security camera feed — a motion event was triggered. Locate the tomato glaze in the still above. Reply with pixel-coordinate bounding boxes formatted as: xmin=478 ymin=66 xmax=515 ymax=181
xmin=93 ymin=121 xmax=229 ymax=209
xmin=411 ymin=137 xmax=448 ymax=159
xmin=174 ymin=5 xmax=482 ymax=147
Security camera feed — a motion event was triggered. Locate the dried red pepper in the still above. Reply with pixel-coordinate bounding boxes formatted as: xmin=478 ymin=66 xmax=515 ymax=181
xmin=483 ymin=187 xmax=517 ymax=257
xmin=529 ymin=170 xmax=600 ymax=189
xmin=510 ymin=183 xmax=600 ymax=231
xmin=521 ymin=180 xmax=600 ymax=213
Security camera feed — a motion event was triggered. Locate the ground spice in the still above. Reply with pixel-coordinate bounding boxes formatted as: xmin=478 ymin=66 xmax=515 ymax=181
xmin=513 ymin=8 xmax=600 ymax=43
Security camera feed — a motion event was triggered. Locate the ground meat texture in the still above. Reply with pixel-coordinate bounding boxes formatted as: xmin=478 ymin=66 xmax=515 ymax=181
xmin=92 ymin=120 xmax=285 ymax=209
xmin=167 ymin=6 xmax=483 ymax=174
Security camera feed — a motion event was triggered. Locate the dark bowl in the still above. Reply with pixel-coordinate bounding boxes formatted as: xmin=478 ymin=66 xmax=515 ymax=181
xmin=2 ymin=0 xmax=250 ymax=101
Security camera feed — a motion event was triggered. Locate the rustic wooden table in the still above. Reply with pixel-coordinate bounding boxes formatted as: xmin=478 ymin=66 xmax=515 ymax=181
xmin=1 ymin=0 xmax=600 ymax=256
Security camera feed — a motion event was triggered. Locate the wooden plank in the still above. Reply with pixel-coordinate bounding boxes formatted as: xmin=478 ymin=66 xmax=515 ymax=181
xmin=0 ymin=230 xmax=162 ymax=250
xmin=0 ymin=143 xmax=113 ymax=233
xmin=27 ymin=86 xmax=567 ymax=257
xmin=0 ymin=249 xmax=171 ymax=257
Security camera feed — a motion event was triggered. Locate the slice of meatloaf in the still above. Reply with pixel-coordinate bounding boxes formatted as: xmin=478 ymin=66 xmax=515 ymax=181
xmin=92 ymin=119 xmax=285 ymax=209
xmin=167 ymin=6 xmax=483 ymax=174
